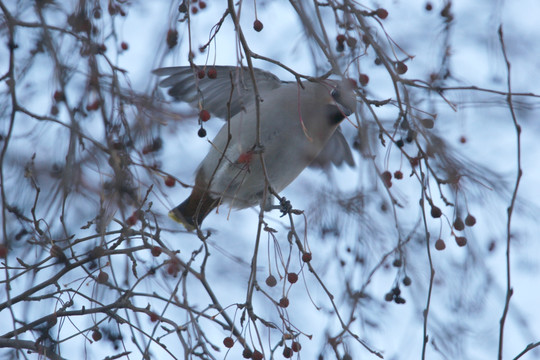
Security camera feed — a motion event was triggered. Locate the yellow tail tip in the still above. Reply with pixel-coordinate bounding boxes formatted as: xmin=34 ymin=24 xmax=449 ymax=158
xmin=168 ymin=210 xmax=196 ymax=231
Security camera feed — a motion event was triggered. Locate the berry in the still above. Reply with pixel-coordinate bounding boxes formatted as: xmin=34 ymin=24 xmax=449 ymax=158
xmin=382 ymin=171 xmax=392 ymax=182
xmin=430 ymin=206 xmax=442 ymax=218
xmin=126 ymin=215 xmax=137 ymax=226
xmin=197 ymin=128 xmax=207 ymax=137
xmin=283 ymin=347 xmax=293 ymax=358
xmin=395 ymin=296 xmax=406 ymax=304
xmin=403 ymin=276 xmax=412 ymax=286
xmin=302 ymin=252 xmax=312 ymax=262
xmin=149 ymin=312 xmax=159 ymax=322
xmin=465 ymin=214 xmax=476 ymax=227
xmin=265 ymin=275 xmax=277 ymax=287
xmin=396 ymin=61 xmax=408 ymax=74
xmin=253 ymin=19 xmax=263 ymax=32
xmin=199 ymin=1 xmax=206 ymax=9
xmin=0 ymin=244 xmax=7 ymax=259
xmin=435 ymin=239 xmax=446 ymax=250
xmin=359 ymin=73 xmax=369 ymax=86
xmin=207 ymin=68 xmax=217 ymax=79
xmin=242 ymin=348 xmax=253 ymax=358
xmin=151 ymin=246 xmax=162 ymax=257
xmin=426 ymin=2 xmax=433 ymax=11
xmin=97 ymin=271 xmax=109 ymax=284
xmin=396 ymin=139 xmax=404 ymax=148
xmin=421 ymin=118 xmax=434 ymax=129
xmin=453 ymin=217 xmax=465 ymax=231
xmin=197 ymin=69 xmax=205 ymax=79
xmin=336 ymin=43 xmax=345 ymax=52
xmin=92 ymin=329 xmax=102 ymax=341
xmin=191 ymin=6 xmax=198 ymax=14
xmin=374 ymin=57 xmax=382 ymax=65
xmin=287 ymin=273 xmax=298 ymax=284
xmin=53 ymin=90 xmax=65 ymax=102
xmin=252 ymin=350 xmax=263 ymax=360
xmin=199 ymin=109 xmax=211 ymax=122
xmin=279 ymin=297 xmax=289 ymax=308
xmin=121 ymin=42 xmax=128 ymax=50
xmin=376 ymin=8 xmax=388 ymax=19
xmin=336 ymin=34 xmax=346 ymax=44
xmin=51 ymin=105 xmax=59 ymax=115
xmin=392 ymin=258 xmax=402 ymax=267
xmin=50 ymin=245 xmax=63 ymax=258
xmin=164 ymin=175 xmax=175 ymax=187
xmin=291 ymin=341 xmax=301 ymax=352
xmin=460 ymin=136 xmax=467 ymax=144
xmin=455 ymin=236 xmax=467 ymax=247
xmin=394 ymin=170 xmax=403 ymax=179
xmin=223 ymin=336 xmax=234 ymax=348
xmin=166 ymin=29 xmax=178 ymax=48
xmin=384 ymin=292 xmax=394 ymax=302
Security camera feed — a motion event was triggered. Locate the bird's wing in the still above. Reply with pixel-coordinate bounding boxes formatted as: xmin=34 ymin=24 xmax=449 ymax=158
xmin=153 ymin=66 xmax=284 ymax=119
xmin=309 ymin=127 xmax=355 ymax=169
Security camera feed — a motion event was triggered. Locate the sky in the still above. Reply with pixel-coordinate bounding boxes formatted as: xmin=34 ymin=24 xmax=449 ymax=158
xmin=1 ymin=0 xmax=540 ymax=359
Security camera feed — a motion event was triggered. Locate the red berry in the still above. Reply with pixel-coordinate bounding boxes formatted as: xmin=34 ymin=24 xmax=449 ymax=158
xmin=283 ymin=346 xmax=293 ymax=358
xmin=97 ymin=271 xmax=109 ymax=284
xmin=0 ymin=244 xmax=6 ymax=259
xmin=359 ymin=73 xmax=369 ymax=86
xmin=396 ymin=61 xmax=408 ymax=74
xmin=455 ymin=236 xmax=467 ymax=247
xmin=287 ymin=273 xmax=298 ymax=284
xmin=191 ymin=6 xmax=198 ymax=14
xmin=223 ymin=336 xmax=234 ymax=348
xmin=207 ymin=68 xmax=217 ymax=79
xmin=164 ymin=175 xmax=175 ymax=187
xmin=50 ymin=105 xmax=59 ymax=115
xmin=376 ymin=8 xmax=389 ymax=19
xmin=265 ymin=275 xmax=277 ymax=287
xmin=151 ymin=246 xmax=162 ymax=257
xmin=346 ymin=37 xmax=357 ymax=48
xmin=199 ymin=1 xmax=206 ymax=9
xmin=199 ymin=109 xmax=211 ymax=122
xmin=149 ymin=312 xmax=159 ymax=322
xmin=279 ymin=297 xmax=289 ymax=308
xmin=465 ymin=214 xmax=476 ymax=227
xmin=382 ymin=171 xmax=392 ymax=182
xmin=92 ymin=329 xmax=102 ymax=341
xmin=302 ymin=252 xmax=312 ymax=262
xmin=453 ymin=217 xmax=465 ymax=231
xmin=252 ymin=350 xmax=263 ymax=360
xmin=53 ymin=90 xmax=65 ymax=102
xmin=336 ymin=34 xmax=346 ymax=44
xmin=291 ymin=342 xmax=302 ymax=352
xmin=197 ymin=69 xmax=205 ymax=79
xmin=166 ymin=29 xmax=178 ymax=48
xmin=435 ymin=239 xmax=446 ymax=250
xmin=460 ymin=136 xmax=467 ymax=144
xmin=426 ymin=2 xmax=433 ymax=11
xmin=394 ymin=170 xmax=403 ymax=179
xmin=242 ymin=348 xmax=253 ymax=358
xmin=430 ymin=206 xmax=442 ymax=218
xmin=253 ymin=19 xmax=263 ymax=32
xmin=121 ymin=42 xmax=128 ymax=50
xmin=126 ymin=215 xmax=137 ymax=226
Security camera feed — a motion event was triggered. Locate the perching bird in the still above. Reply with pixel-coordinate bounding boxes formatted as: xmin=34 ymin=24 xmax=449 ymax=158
xmin=154 ymin=66 xmax=356 ymax=230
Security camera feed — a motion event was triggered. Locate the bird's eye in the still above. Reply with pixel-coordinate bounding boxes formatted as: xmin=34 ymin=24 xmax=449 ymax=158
xmin=331 ymin=89 xmax=338 ymax=98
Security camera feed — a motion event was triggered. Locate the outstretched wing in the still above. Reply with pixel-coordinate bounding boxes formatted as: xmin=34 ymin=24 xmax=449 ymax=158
xmin=153 ymin=66 xmax=283 ymax=119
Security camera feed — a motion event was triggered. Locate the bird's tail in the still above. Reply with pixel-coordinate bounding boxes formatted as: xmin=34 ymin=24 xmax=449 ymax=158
xmin=168 ymin=189 xmax=217 ymax=230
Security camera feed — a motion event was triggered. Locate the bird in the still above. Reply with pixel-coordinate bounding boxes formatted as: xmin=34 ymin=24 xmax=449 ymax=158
xmin=153 ymin=65 xmax=357 ymax=230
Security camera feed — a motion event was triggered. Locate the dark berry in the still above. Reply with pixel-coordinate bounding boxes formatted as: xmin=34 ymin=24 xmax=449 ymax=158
xmin=265 ymin=275 xmax=277 ymax=287
xmin=359 ymin=73 xmax=369 ymax=86
xmin=164 ymin=175 xmax=175 ymax=187
xmin=223 ymin=336 xmax=234 ymax=348
xmin=151 ymin=246 xmax=162 ymax=257
xmin=253 ymin=19 xmax=263 ymax=32
xmin=435 ymin=239 xmax=446 ymax=250
xmin=92 ymin=329 xmax=102 ymax=341
xmin=403 ymin=276 xmax=412 ymax=286
xmin=242 ymin=348 xmax=252 ymax=358
xmin=396 ymin=61 xmax=408 ymax=74
xmin=465 ymin=214 xmax=476 ymax=227
xmin=283 ymin=346 xmax=293 ymax=358
xmin=302 ymin=252 xmax=312 ymax=262
xmin=376 ymin=8 xmax=389 ymax=19
xmin=97 ymin=271 xmax=109 ymax=284
xmin=207 ymin=68 xmax=217 ymax=79
xmin=279 ymin=297 xmax=289 ymax=308
xmin=287 ymin=273 xmax=298 ymax=284
xmin=394 ymin=170 xmax=403 ymax=179
xmin=453 ymin=217 xmax=465 ymax=231
xmin=430 ymin=206 xmax=442 ymax=218
xmin=291 ymin=341 xmax=301 ymax=352
xmin=455 ymin=236 xmax=467 ymax=247
xmin=197 ymin=128 xmax=207 ymax=137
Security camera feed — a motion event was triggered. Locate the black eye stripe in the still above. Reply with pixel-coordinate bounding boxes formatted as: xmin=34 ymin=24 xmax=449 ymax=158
xmin=325 ymin=104 xmax=346 ymax=124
